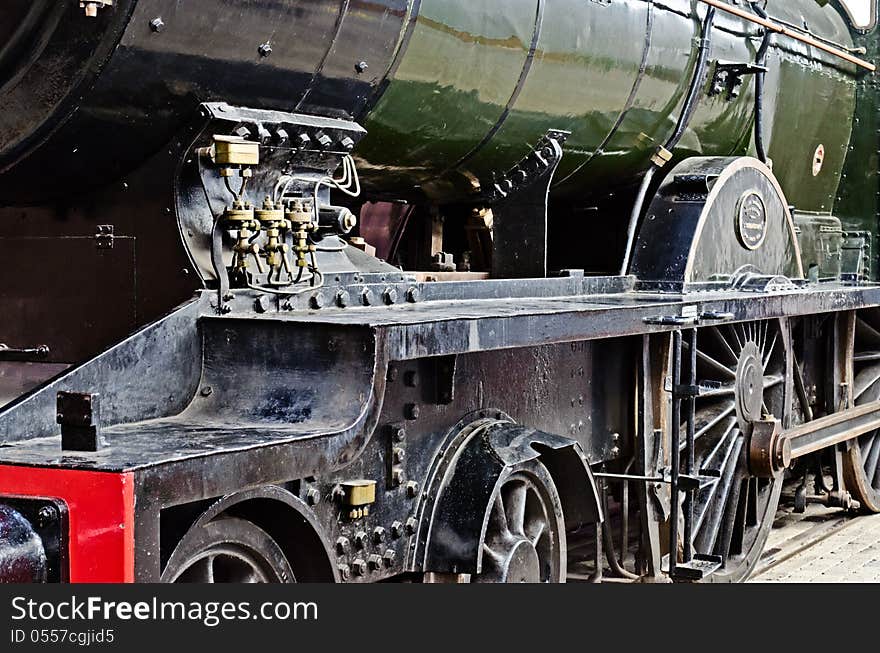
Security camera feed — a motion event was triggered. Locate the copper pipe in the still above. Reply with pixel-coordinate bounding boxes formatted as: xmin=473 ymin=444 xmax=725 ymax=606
xmin=699 ymin=0 xmax=876 ymax=72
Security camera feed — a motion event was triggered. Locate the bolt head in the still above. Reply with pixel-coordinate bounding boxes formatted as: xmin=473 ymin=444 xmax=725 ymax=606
xmin=354 ymin=531 xmax=368 ymax=549
xmin=306 ymin=487 xmax=321 ymax=506
xmin=391 ymin=467 xmax=405 ymax=487
xmin=36 ymin=505 xmax=59 ymax=528
xmin=367 ymin=554 xmax=382 ymax=571
xmin=390 ymin=424 xmax=406 ymax=443
xmin=297 ymin=133 xmax=311 ymax=148
xmin=337 ymin=563 xmax=351 ymax=580
xmin=352 ymin=558 xmax=367 ymax=576
xmin=406 ymin=286 xmax=421 ymax=303
xmin=405 ymin=517 xmax=418 ymax=535
xmin=405 ymin=481 xmax=419 ymax=499
xmin=310 ymin=292 xmax=326 ymax=310
xmin=149 ymin=17 xmax=165 ymax=32
xmin=391 ymin=521 xmax=404 ymax=539
xmin=335 ymin=290 xmax=351 ymax=308
xmin=383 ymin=287 xmax=399 ymax=305
xmin=372 ymin=527 xmax=386 ymax=544
xmin=361 ymin=288 xmax=375 ymax=306
xmin=382 ymin=549 xmax=396 ymax=567
xmin=258 ymin=42 xmax=273 ymax=57
xmin=404 ymin=403 xmax=420 ymax=420
xmin=335 ymin=537 xmax=350 ymax=555
xmin=355 ymin=61 xmax=369 ymax=74
xmin=255 ymin=294 xmax=273 ymax=314
xmin=392 ymin=447 xmax=405 ymax=464
xmin=340 ymin=136 xmax=355 ymax=151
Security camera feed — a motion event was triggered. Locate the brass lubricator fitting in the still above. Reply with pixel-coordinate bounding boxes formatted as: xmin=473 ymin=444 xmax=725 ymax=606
xmin=285 ymin=198 xmax=317 ymax=271
xmin=225 ymin=196 xmax=264 ymax=276
xmin=256 ymin=197 xmax=294 ymax=285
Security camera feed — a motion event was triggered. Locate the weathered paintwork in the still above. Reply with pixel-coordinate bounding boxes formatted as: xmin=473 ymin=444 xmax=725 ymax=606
xmin=0 ymin=0 xmax=860 ymax=213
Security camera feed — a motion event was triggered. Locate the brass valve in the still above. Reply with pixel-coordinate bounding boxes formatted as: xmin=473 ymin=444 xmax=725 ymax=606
xmin=226 ymin=199 xmax=264 ymax=275
xmin=257 ymin=197 xmax=294 ymax=284
xmin=285 ymin=199 xmax=317 ymax=270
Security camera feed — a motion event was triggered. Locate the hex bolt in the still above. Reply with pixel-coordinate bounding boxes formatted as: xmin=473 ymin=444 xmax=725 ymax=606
xmin=405 ymin=517 xmax=418 ymax=535
xmin=273 ymin=128 xmax=289 ymax=144
xmin=390 ymin=521 xmax=404 ymax=539
xmin=382 ymin=549 xmax=396 ymax=567
xmin=310 ymin=292 xmax=326 ymax=310
xmin=340 ymin=137 xmax=355 ymax=151
xmin=361 ymin=288 xmax=375 ymax=306
xmin=390 ymin=423 xmax=406 ymax=443
xmin=392 ymin=447 xmax=405 ymax=464
xmin=200 ymin=386 xmax=213 ymax=397
xmin=255 ymin=294 xmax=273 ymax=313
xmin=372 ymin=527 xmax=386 ymax=544
xmin=406 ymin=286 xmax=421 ymax=303
xmin=383 ymin=287 xmax=399 ymax=305
xmin=405 ymin=403 xmax=420 ymax=420
xmin=354 ymin=531 xmax=368 ymax=549
xmin=367 ymin=554 xmax=383 ymax=571
xmin=335 ymin=536 xmax=350 ymax=555
xmin=306 ymin=487 xmax=321 ymax=506
xmin=337 ymin=564 xmax=351 ymax=580
xmin=336 ymin=290 xmax=351 ymax=308
xmin=355 ymin=61 xmax=369 ymax=74
xmin=36 ymin=505 xmax=59 ymax=528
xmin=316 ymin=132 xmax=333 ymax=148
xmin=352 ymin=558 xmax=368 ymax=576
xmin=258 ymin=42 xmax=273 ymax=58
xmin=405 ymin=481 xmax=420 ymax=499
xmin=297 ymin=133 xmax=312 ymax=148
xmin=149 ymin=17 xmax=165 ymax=32
xmin=391 ymin=467 xmax=405 ymax=487
xmin=234 ymin=126 xmax=252 ymax=139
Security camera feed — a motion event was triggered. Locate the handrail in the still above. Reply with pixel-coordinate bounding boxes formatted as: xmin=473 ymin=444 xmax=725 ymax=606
xmin=699 ymin=0 xmax=876 ymax=72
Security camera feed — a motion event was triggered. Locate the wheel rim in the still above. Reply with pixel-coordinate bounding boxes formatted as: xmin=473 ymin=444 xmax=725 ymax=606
xmin=845 ymin=309 xmax=880 ymax=512
xmin=478 ymin=465 xmax=565 ymax=583
xmin=680 ymin=320 xmax=785 ymax=582
xmin=163 ymin=517 xmax=295 ymax=584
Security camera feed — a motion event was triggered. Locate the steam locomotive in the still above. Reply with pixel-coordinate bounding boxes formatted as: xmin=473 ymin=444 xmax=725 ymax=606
xmin=1 ymin=0 xmax=878 ymax=583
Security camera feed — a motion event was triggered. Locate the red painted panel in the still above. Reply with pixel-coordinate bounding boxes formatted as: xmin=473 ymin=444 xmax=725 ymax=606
xmin=0 ymin=465 xmax=134 ymax=582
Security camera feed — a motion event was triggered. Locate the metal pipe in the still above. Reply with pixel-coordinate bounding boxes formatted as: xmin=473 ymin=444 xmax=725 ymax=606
xmin=698 ymin=0 xmax=876 ymax=72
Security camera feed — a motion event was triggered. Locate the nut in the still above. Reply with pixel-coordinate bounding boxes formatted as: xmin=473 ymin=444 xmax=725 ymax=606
xmin=352 ymin=558 xmax=367 ymax=576
xmin=405 ymin=517 xmax=418 ymax=535
xmin=306 ymin=487 xmax=321 ymax=506
xmin=383 ymin=287 xmax=399 ymax=305
xmin=390 ymin=521 xmax=404 ymax=539
xmin=354 ymin=531 xmax=368 ymax=549
xmin=335 ymin=537 xmax=350 ymax=555
xmin=337 ymin=563 xmax=351 ymax=580
xmin=367 ymin=554 xmax=383 ymax=571
xmin=382 ymin=549 xmax=396 ymax=567
xmin=405 ymin=481 xmax=419 ymax=499
xmin=372 ymin=527 xmax=386 ymax=544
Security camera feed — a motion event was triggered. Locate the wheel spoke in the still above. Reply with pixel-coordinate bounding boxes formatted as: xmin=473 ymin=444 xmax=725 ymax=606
xmin=699 ymin=422 xmax=738 ymax=473
xmin=696 ymin=348 xmax=737 ymax=379
xmin=746 ymin=477 xmax=759 ymax=527
xmin=763 ymin=374 xmax=784 ymax=389
xmin=715 ymin=473 xmax=743 ymax=563
xmin=504 ymin=482 xmax=528 ymax=537
xmin=710 ymin=327 xmax=739 ymax=364
xmin=863 ymin=435 xmax=880 ymax=485
xmin=693 ymin=433 xmax=741 ymax=536
xmin=857 ymin=317 xmax=880 ymax=346
xmin=762 ymin=332 xmax=778 ymax=371
xmin=694 ymin=437 xmax=744 ymax=553
xmin=854 ymin=366 xmax=880 ymax=401
xmin=489 ymin=494 xmax=512 ymax=540
xmin=691 ymin=400 xmax=736 ymax=444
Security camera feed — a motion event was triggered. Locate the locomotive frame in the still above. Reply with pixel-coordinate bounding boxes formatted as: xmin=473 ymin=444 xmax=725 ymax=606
xmin=1 ymin=0 xmax=880 ymax=584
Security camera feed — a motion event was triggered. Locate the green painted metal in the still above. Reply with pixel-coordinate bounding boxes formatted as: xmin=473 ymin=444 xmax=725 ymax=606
xmin=834 ymin=1 xmax=880 ymax=278
xmin=356 ymin=0 xmax=859 ymax=213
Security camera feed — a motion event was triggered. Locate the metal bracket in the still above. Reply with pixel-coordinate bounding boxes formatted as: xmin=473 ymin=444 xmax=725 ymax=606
xmin=95 ymin=224 xmax=115 ymax=250
xmin=485 ymin=130 xmax=569 ymax=279
xmin=57 ymin=392 xmax=106 ymax=452
xmin=709 ymin=60 xmax=767 ymax=101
